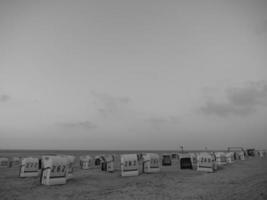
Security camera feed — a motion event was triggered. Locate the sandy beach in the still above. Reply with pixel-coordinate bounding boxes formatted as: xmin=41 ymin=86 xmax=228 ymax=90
xmin=1 ymin=152 xmax=266 ymax=200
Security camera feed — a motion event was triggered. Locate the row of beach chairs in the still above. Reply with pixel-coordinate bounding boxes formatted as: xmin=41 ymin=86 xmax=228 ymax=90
xmin=0 ymin=150 xmax=265 ymax=185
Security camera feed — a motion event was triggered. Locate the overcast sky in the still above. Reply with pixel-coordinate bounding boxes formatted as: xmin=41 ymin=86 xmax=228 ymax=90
xmin=0 ymin=0 xmax=267 ymax=150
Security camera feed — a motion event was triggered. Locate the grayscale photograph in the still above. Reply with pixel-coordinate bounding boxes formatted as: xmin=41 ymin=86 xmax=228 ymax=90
xmin=0 ymin=0 xmax=267 ymax=199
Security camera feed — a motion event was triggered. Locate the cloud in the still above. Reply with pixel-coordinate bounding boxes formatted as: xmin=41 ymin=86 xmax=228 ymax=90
xmin=200 ymin=101 xmax=255 ymax=117
xmin=57 ymin=120 xmax=97 ymax=129
xmin=91 ymin=91 xmax=131 ymax=117
xmin=200 ymin=81 xmax=267 ymax=117
xmin=0 ymin=94 xmax=11 ymax=102
xmin=144 ymin=115 xmax=180 ymax=130
xmin=227 ymin=81 xmax=267 ymax=106
xmin=145 ymin=116 xmax=180 ymax=124
xmin=145 ymin=117 xmax=169 ymax=124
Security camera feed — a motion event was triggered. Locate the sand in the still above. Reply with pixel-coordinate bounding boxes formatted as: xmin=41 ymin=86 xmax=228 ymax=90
xmin=0 ymin=152 xmax=267 ymax=200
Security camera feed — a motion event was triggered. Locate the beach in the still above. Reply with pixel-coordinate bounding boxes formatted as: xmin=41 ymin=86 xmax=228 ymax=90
xmin=0 ymin=151 xmax=266 ymax=200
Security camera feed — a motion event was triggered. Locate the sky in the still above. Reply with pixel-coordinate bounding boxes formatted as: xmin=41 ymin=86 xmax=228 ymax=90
xmin=0 ymin=0 xmax=267 ymax=150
